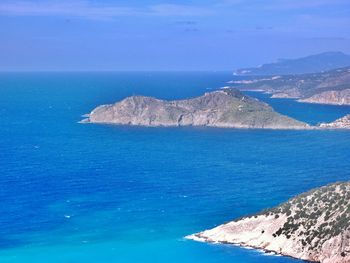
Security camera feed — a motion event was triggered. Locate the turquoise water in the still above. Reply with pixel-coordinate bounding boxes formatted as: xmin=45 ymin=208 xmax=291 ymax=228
xmin=0 ymin=72 xmax=349 ymax=262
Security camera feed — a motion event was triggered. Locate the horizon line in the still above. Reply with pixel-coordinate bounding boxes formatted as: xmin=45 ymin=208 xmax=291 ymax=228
xmin=0 ymin=69 xmax=235 ymax=73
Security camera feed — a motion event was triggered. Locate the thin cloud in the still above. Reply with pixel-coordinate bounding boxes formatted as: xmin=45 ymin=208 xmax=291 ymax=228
xmin=184 ymin=28 xmax=200 ymax=32
xmin=175 ymin=21 xmax=198 ymax=25
xmin=265 ymin=0 xmax=350 ymax=10
xmin=308 ymin=37 xmax=348 ymax=41
xmin=0 ymin=1 xmax=213 ymax=19
xmin=149 ymin=4 xmax=213 ymax=16
xmin=0 ymin=1 xmax=138 ymax=19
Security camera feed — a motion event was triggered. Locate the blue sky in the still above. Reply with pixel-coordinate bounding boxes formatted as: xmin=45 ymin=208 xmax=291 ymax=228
xmin=1 ymin=0 xmax=350 ymax=71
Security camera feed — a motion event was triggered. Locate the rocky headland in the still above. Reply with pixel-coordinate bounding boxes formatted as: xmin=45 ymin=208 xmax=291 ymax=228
xmin=298 ymin=89 xmax=350 ymax=105
xmin=81 ymin=89 xmax=310 ymax=129
xmin=320 ymin=115 xmax=350 ymax=129
xmin=187 ymin=182 xmax=350 ymax=263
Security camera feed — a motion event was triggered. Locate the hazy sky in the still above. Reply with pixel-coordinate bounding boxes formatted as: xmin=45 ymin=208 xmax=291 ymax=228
xmin=1 ymin=0 xmax=350 ymax=71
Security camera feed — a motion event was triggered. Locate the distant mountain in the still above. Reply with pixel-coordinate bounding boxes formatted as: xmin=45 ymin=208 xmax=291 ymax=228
xmin=234 ymin=52 xmax=350 ymax=76
xmin=230 ymin=66 xmax=350 ymax=105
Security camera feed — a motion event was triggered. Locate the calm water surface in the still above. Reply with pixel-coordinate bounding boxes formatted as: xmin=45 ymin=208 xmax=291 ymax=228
xmin=0 ymin=72 xmax=349 ymax=262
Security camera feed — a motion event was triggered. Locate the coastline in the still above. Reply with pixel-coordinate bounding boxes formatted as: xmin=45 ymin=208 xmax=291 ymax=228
xmin=186 ymin=182 xmax=350 ymax=263
xmin=238 ymin=89 xmax=350 ymax=106
xmin=80 ymin=118 xmax=314 ymax=130
xmin=186 ymin=235 xmax=314 ymax=263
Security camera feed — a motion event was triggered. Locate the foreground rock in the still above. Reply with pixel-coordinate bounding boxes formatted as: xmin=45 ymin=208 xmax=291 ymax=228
xmin=187 ymin=182 xmax=350 ymax=263
xmin=82 ymin=89 xmax=309 ymax=129
xmin=320 ymin=115 xmax=350 ymax=129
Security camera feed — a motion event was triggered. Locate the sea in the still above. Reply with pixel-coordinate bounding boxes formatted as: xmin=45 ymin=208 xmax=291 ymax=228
xmin=0 ymin=72 xmax=349 ymax=263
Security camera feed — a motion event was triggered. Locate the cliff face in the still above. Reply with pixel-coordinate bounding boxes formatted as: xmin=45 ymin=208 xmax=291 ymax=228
xmin=82 ymin=89 xmax=309 ymax=129
xmin=187 ymin=182 xmax=350 ymax=263
xmin=320 ymin=115 xmax=350 ymax=129
xmin=299 ymin=89 xmax=350 ymax=105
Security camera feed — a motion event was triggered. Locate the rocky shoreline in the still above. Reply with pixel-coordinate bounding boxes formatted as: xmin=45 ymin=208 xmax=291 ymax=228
xmin=320 ymin=115 xmax=350 ymax=129
xmin=186 ymin=182 xmax=350 ymax=263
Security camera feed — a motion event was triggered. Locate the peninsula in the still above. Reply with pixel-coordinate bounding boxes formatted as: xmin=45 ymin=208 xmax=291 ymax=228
xmin=187 ymin=182 xmax=350 ymax=263
xmin=81 ymin=89 xmax=309 ymax=129
xmin=231 ymin=66 xmax=350 ymax=106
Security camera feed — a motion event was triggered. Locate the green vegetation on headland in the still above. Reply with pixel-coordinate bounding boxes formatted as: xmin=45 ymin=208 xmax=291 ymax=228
xmin=187 ymin=182 xmax=350 ymax=263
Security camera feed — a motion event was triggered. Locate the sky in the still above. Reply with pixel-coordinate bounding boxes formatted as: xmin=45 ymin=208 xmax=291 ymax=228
xmin=1 ymin=0 xmax=350 ymax=71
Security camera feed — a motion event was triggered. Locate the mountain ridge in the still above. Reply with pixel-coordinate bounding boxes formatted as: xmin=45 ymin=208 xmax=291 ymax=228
xmin=235 ymin=52 xmax=350 ymax=76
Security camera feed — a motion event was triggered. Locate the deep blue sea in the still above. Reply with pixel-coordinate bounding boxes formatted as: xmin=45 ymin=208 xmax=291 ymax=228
xmin=0 ymin=72 xmax=350 ymax=263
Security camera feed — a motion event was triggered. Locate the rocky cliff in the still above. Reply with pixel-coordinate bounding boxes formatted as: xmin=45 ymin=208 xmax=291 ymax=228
xmin=320 ymin=115 xmax=350 ymax=129
xmin=299 ymin=89 xmax=350 ymax=105
xmin=187 ymin=182 xmax=350 ymax=263
xmin=81 ymin=89 xmax=309 ymax=129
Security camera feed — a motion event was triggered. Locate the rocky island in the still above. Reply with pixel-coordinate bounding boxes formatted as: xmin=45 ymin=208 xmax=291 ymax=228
xmin=187 ymin=182 xmax=350 ymax=263
xmin=81 ymin=89 xmax=309 ymax=129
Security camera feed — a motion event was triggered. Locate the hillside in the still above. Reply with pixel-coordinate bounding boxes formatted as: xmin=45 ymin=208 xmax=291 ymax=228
xmin=187 ymin=182 xmax=350 ymax=263
xmin=81 ymin=89 xmax=309 ymax=129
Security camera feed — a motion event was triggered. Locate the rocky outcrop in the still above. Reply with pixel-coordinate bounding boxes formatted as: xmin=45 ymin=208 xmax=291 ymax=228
xmin=81 ymin=89 xmax=309 ymax=129
xmin=320 ymin=115 xmax=350 ymax=129
xmin=187 ymin=182 xmax=350 ymax=263
xmin=299 ymin=89 xmax=350 ymax=105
